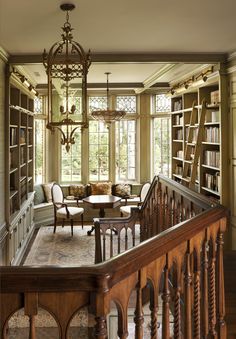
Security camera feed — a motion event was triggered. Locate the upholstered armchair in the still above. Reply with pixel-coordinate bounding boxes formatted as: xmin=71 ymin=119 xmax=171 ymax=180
xmin=51 ymin=183 xmax=84 ymax=236
xmin=120 ymin=182 xmax=151 ymax=217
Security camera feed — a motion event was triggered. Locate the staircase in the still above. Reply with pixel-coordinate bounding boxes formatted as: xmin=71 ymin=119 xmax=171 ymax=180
xmin=224 ymin=250 xmax=236 ymax=338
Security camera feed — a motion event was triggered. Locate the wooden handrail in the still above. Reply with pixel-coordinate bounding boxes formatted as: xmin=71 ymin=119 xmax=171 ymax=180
xmin=0 ymin=175 xmax=228 ymax=338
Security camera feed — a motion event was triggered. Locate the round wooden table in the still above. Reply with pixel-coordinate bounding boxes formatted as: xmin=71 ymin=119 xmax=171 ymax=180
xmin=83 ymin=195 xmax=121 ymax=235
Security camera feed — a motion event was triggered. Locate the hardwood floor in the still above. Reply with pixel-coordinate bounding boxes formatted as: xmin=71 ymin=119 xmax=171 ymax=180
xmin=224 ymin=251 xmax=236 ymax=338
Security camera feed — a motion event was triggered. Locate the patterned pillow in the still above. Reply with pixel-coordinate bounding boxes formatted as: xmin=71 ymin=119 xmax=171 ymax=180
xmin=34 ymin=184 xmax=46 ymax=205
xmin=69 ymin=184 xmax=87 ymax=199
xmin=42 ymin=182 xmax=55 ymax=203
xmin=114 ymin=184 xmax=131 ymax=198
xmin=90 ymin=182 xmax=112 ymax=195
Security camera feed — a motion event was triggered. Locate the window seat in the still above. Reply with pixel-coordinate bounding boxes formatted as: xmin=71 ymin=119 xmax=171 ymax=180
xmin=33 ymin=183 xmax=142 ymax=227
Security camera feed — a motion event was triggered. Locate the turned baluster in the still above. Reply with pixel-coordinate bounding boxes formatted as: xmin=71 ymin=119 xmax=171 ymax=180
xmin=94 ymin=316 xmax=107 ymax=339
xmin=162 ymin=257 xmax=170 ymax=338
xmin=202 ymin=236 xmax=209 ymax=337
xmin=184 ymin=245 xmax=192 ymax=339
xmin=134 ymin=280 xmax=144 ymax=338
xmin=110 ymin=229 xmax=113 ymax=258
xmin=149 ymin=285 xmax=159 ymax=339
xmin=209 ymin=240 xmax=217 ymax=337
xmin=174 ymin=269 xmax=181 ymax=339
xmin=216 ymin=230 xmax=227 ymax=338
xmin=103 ymin=233 xmax=106 ymax=261
xmin=193 ymin=252 xmax=201 ymax=339
xmin=29 ymin=315 xmax=36 ymax=339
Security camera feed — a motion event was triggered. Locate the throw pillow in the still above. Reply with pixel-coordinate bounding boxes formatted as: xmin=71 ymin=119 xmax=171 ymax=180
xmin=90 ymin=182 xmax=112 ymax=195
xmin=42 ymin=182 xmax=55 ymax=203
xmin=34 ymin=184 xmax=46 ymax=205
xmin=69 ymin=184 xmax=87 ymax=199
xmin=114 ymin=183 xmax=131 ymax=198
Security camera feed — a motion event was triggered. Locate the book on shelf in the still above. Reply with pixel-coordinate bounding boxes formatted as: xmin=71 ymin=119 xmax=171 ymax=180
xmin=204 ymin=172 xmax=220 ymax=192
xmin=173 ymin=99 xmax=182 ymax=111
xmin=175 ymin=164 xmax=183 ymax=175
xmin=204 ymin=150 xmax=220 ymax=168
xmin=10 ymin=127 xmax=17 ymax=146
xmin=176 ymin=150 xmax=183 ymax=158
xmin=210 ymin=90 xmax=219 ymax=105
xmin=204 ymin=127 xmax=219 ymax=143
xmin=176 ymin=129 xmax=183 ymax=139
xmin=20 ymin=128 xmax=26 ymax=143
xmin=20 ymin=147 xmax=25 ymax=165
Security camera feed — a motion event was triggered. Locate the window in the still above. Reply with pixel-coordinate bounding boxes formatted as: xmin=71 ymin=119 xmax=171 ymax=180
xmin=116 ymin=95 xmax=136 ymax=113
xmin=153 ymin=117 xmax=171 ymax=177
xmin=152 ymin=94 xmax=171 ymax=177
xmin=34 ymin=119 xmax=45 ymax=184
xmin=34 ymin=97 xmax=46 ymax=184
xmin=89 ymin=121 xmax=109 ymax=181
xmin=89 ymin=97 xmax=109 ymax=181
xmin=116 ymin=120 xmax=136 ymax=181
xmin=115 ymin=96 xmax=137 ymax=182
xmin=60 ymin=127 xmax=82 ymax=182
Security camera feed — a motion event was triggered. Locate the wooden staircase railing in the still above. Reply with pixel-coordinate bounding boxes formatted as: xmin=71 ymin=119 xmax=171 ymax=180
xmin=0 ymin=175 xmax=228 ymax=338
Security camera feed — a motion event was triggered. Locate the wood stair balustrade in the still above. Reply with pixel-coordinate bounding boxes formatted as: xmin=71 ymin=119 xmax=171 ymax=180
xmin=0 ymin=175 xmax=229 ymax=339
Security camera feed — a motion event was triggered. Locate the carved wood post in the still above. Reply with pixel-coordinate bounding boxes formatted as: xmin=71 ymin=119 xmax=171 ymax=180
xmin=216 ymin=229 xmax=227 ymax=338
xmin=94 ymin=293 xmax=108 ymax=339
xmin=193 ymin=252 xmax=201 ymax=339
xmin=184 ymin=243 xmax=192 ymax=339
xmin=134 ymin=270 xmax=144 ymax=339
xmin=174 ymin=269 xmax=181 ymax=339
xmin=202 ymin=234 xmax=209 ymax=337
xmin=209 ymin=240 xmax=217 ymax=338
xmin=149 ymin=285 xmax=159 ymax=339
xmin=162 ymin=255 xmax=170 ymax=338
xmin=24 ymin=292 xmax=38 ymax=339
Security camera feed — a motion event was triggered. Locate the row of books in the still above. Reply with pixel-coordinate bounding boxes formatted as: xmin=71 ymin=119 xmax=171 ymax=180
xmin=204 ymin=127 xmax=220 ymax=143
xmin=204 ymin=150 xmax=220 ymax=168
xmin=204 ymin=172 xmax=220 ymax=192
xmin=205 ymin=110 xmax=219 ymax=123
xmin=175 ymin=128 xmax=183 ymax=140
xmin=174 ymin=115 xmax=183 ymax=125
xmin=176 ymin=150 xmax=183 ymax=159
xmin=185 ymin=127 xmax=198 ymax=142
xmin=10 ymin=127 xmax=17 ymax=146
xmin=173 ymin=99 xmax=182 ymax=111
xmin=175 ymin=164 xmax=183 ymax=175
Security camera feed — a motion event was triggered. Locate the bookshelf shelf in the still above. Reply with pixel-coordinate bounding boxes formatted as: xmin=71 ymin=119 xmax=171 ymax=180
xmin=202 ymin=164 xmax=220 ymax=171
xmin=201 ymin=186 xmax=220 ymax=197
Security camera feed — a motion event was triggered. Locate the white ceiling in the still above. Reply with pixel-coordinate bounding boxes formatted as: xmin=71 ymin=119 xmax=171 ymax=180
xmin=1 ymin=0 xmax=234 ymax=88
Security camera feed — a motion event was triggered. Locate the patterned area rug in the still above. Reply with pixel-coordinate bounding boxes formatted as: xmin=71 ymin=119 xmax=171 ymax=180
xmin=24 ymin=225 xmax=140 ymax=266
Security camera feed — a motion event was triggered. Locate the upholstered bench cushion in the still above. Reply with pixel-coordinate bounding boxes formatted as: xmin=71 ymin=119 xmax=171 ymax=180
xmin=57 ymin=206 xmax=84 ymax=218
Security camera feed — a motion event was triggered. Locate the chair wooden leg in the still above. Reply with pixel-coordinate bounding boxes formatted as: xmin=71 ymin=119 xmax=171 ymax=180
xmin=62 ymin=219 xmax=65 ymax=228
xmin=53 ymin=217 xmax=57 ymax=233
xmin=81 ymin=214 xmax=84 ymax=229
xmin=71 ymin=219 xmax=73 ymax=236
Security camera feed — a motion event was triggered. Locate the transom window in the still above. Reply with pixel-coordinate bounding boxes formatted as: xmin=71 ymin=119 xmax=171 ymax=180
xmin=116 ymin=95 xmax=136 ymax=113
xmin=154 ymin=94 xmax=171 ymax=113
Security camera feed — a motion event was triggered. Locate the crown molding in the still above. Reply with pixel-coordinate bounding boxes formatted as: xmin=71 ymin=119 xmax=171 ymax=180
xmin=0 ymin=46 xmax=9 ymax=63
xmin=8 ymin=52 xmax=227 ymax=65
xmin=227 ymin=51 xmax=236 ymax=62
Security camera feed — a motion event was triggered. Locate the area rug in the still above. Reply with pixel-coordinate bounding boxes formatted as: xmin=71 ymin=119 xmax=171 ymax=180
xmin=24 ymin=225 xmax=140 ymax=267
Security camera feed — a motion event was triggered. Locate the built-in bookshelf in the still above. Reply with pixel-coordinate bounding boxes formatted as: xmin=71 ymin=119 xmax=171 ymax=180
xmin=5 ymin=67 xmax=35 ymax=264
xmin=171 ymin=72 xmax=228 ymax=205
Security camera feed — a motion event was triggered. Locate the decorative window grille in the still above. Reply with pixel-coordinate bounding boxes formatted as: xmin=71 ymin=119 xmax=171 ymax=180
xmin=155 ymin=94 xmax=171 ymax=113
xmin=89 ymin=96 xmax=107 ymax=113
xmin=89 ymin=121 xmax=109 ymax=181
xmin=153 ymin=117 xmax=171 ymax=177
xmin=34 ymin=119 xmax=45 ymax=184
xmin=34 ymin=97 xmax=43 ymax=114
xmin=116 ymin=120 xmax=136 ymax=181
xmin=116 ymin=96 xmax=136 ymax=113
xmin=60 ymin=126 xmax=82 ymax=182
